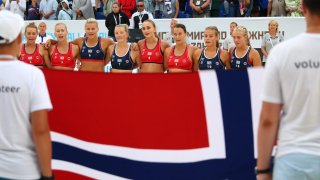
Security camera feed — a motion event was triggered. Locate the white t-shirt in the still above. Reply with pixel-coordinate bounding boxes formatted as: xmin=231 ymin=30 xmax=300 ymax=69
xmin=222 ymin=35 xmax=235 ymax=52
xmin=261 ymin=32 xmax=284 ymax=62
xmin=0 ymin=60 xmax=52 ymax=179
xmin=35 ymin=33 xmax=54 ymax=44
xmin=261 ymin=33 xmax=320 ymax=158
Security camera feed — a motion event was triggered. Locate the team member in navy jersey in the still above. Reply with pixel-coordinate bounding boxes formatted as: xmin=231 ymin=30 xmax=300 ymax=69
xmin=138 ymin=19 xmax=170 ymax=73
xmin=47 ymin=18 xmax=114 ymax=72
xmin=164 ymin=23 xmax=198 ymax=73
xmin=19 ymin=22 xmax=51 ymax=68
xmin=106 ymin=24 xmax=140 ymax=73
xmin=193 ymin=26 xmax=231 ymax=71
xmin=229 ymin=26 xmax=262 ymax=69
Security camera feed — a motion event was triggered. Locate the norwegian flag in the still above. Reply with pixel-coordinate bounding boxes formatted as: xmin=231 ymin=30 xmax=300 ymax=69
xmin=43 ymin=68 xmax=264 ymax=180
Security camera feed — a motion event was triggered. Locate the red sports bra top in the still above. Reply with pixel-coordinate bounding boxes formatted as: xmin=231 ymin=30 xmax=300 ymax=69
xmin=19 ymin=44 xmax=44 ymax=66
xmin=51 ymin=43 xmax=76 ymax=68
xmin=167 ymin=45 xmax=193 ymax=70
xmin=140 ymin=38 xmax=164 ymax=64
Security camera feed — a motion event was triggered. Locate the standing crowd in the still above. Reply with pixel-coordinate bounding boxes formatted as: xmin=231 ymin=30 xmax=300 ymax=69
xmin=0 ymin=0 xmax=304 ymax=21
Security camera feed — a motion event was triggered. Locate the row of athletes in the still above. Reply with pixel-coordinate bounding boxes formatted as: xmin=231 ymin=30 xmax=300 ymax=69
xmin=20 ymin=19 xmax=262 ymax=73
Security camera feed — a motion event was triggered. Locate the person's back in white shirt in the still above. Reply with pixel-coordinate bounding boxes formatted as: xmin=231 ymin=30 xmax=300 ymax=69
xmin=262 ymin=33 xmax=320 ymax=158
xmin=0 ymin=60 xmax=52 ymax=179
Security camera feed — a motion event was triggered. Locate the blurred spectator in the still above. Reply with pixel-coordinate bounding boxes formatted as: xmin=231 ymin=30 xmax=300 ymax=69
xmin=210 ymin=0 xmax=222 ymax=17
xmin=285 ymin=0 xmax=302 ymax=17
xmin=4 ymin=0 xmax=26 ymax=18
xmin=39 ymin=0 xmax=58 ymax=20
xmin=241 ymin=0 xmax=253 ymax=17
xmin=58 ymin=0 xmax=72 ymax=19
xmin=103 ymin=0 xmax=117 ymax=17
xmin=118 ymin=0 xmax=135 ymax=19
xmin=25 ymin=0 xmax=40 ymax=20
xmin=226 ymin=0 xmax=240 ymax=17
xmin=261 ymin=19 xmax=284 ymax=65
xmin=72 ymin=0 xmax=95 ymax=19
xmin=250 ymin=0 xmax=260 ymax=17
xmin=267 ymin=0 xmax=286 ymax=16
xmin=105 ymin=2 xmax=130 ymax=40
xmin=143 ymin=0 xmax=155 ymax=15
xmin=0 ymin=0 xmax=5 ymax=10
xmin=35 ymin=21 xmax=53 ymax=44
xmin=259 ymin=0 xmax=268 ymax=16
xmin=178 ymin=0 xmax=192 ymax=18
xmin=130 ymin=1 xmax=153 ymax=29
xmin=163 ymin=0 xmax=179 ymax=18
xmin=223 ymin=21 xmax=237 ymax=52
xmin=91 ymin=0 xmax=98 ymax=17
xmin=163 ymin=18 xmax=190 ymax=45
xmin=154 ymin=0 xmax=164 ymax=18
xmin=223 ymin=0 xmax=229 ymax=16
xmin=189 ymin=0 xmax=210 ymax=18
xmin=163 ymin=18 xmax=177 ymax=44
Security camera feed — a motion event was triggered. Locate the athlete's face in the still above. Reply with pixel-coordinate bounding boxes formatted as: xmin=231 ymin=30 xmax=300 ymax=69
xmin=25 ymin=27 xmax=38 ymax=43
xmin=85 ymin=23 xmax=99 ymax=39
xmin=142 ymin=21 xmax=155 ymax=38
xmin=54 ymin=24 xmax=68 ymax=41
xmin=204 ymin=29 xmax=217 ymax=48
xmin=173 ymin=27 xmax=186 ymax=45
xmin=232 ymin=30 xmax=247 ymax=47
xmin=115 ymin=26 xmax=128 ymax=43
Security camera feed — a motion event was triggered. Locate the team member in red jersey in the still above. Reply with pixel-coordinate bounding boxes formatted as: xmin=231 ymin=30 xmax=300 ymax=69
xmin=19 ymin=22 xmax=51 ymax=68
xmin=138 ymin=19 xmax=170 ymax=73
xmin=164 ymin=23 xmax=198 ymax=73
xmin=193 ymin=26 xmax=231 ymax=71
xmin=106 ymin=24 xmax=141 ymax=73
xmin=49 ymin=23 xmax=79 ymax=71
xmin=47 ymin=19 xmax=114 ymax=72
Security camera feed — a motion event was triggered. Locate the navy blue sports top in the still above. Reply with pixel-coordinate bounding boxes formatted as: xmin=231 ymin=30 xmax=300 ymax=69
xmin=230 ymin=47 xmax=252 ymax=69
xmin=110 ymin=43 xmax=135 ymax=70
xmin=80 ymin=37 xmax=105 ymax=61
xmin=198 ymin=48 xmax=225 ymax=70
